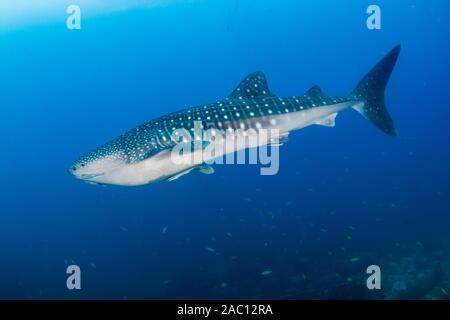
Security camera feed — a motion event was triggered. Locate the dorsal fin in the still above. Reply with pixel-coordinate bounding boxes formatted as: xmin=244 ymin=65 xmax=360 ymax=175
xmin=229 ymin=72 xmax=275 ymax=99
xmin=305 ymin=85 xmax=326 ymax=98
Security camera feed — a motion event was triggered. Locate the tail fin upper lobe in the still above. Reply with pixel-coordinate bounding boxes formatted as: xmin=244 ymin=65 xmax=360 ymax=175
xmin=350 ymin=45 xmax=401 ymax=136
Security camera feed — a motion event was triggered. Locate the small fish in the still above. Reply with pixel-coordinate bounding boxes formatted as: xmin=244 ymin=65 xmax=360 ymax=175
xmin=206 ymin=247 xmax=215 ymax=253
xmin=441 ymin=288 xmax=448 ymax=295
xmin=220 ymin=282 xmax=228 ymax=288
xmin=321 ymin=228 xmax=327 ymax=233
xmin=119 ymin=226 xmax=128 ymax=232
xmin=90 ymin=262 xmax=96 ymax=269
xmin=350 ymin=257 xmax=360 ymax=262
xmin=261 ymin=270 xmax=273 ymax=276
xmin=348 ymin=226 xmax=355 ymax=231
xmin=162 ymin=226 xmax=167 ymax=234
xmin=226 ymin=232 xmax=232 ymax=237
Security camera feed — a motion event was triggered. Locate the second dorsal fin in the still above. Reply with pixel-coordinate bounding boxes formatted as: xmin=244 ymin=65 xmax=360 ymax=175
xmin=305 ymin=85 xmax=326 ymax=98
xmin=229 ymin=72 xmax=275 ymax=99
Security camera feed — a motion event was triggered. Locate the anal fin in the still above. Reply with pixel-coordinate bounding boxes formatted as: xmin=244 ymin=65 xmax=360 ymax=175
xmin=315 ymin=113 xmax=338 ymax=127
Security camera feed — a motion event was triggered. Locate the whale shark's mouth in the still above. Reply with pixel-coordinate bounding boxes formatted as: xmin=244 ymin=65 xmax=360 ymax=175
xmin=79 ymin=172 xmax=105 ymax=180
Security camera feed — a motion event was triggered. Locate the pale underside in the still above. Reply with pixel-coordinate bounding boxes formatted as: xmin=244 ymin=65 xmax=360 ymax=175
xmin=88 ymin=101 xmax=357 ymax=186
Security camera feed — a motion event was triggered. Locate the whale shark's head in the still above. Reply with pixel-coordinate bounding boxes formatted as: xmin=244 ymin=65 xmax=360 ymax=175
xmin=69 ymin=141 xmax=129 ymax=185
xmin=69 ymin=129 xmax=175 ymax=186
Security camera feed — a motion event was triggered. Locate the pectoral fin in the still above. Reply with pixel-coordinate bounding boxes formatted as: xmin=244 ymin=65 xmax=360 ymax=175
xmin=167 ymin=168 xmax=195 ymax=181
xmin=198 ymin=164 xmax=215 ymax=175
xmin=166 ymin=164 xmax=214 ymax=182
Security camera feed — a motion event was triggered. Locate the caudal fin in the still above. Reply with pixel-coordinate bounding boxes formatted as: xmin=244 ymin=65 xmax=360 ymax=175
xmin=350 ymin=45 xmax=401 ymax=136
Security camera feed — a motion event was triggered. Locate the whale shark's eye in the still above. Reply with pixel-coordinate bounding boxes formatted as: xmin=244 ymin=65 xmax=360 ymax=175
xmin=81 ymin=163 xmax=86 ymax=167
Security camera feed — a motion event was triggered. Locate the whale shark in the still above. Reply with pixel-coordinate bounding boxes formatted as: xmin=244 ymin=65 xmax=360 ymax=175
xmin=70 ymin=45 xmax=401 ymax=186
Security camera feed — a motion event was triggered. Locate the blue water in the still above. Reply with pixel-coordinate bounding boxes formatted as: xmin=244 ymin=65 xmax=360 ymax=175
xmin=1 ymin=0 xmax=450 ymax=299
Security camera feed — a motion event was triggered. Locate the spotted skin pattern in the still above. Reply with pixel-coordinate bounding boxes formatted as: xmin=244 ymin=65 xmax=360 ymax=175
xmin=72 ymin=73 xmax=352 ymax=169
xmin=70 ymin=45 xmax=400 ymax=185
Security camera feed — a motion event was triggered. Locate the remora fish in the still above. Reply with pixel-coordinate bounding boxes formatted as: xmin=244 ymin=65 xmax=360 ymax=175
xmin=70 ymin=45 xmax=401 ymax=186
